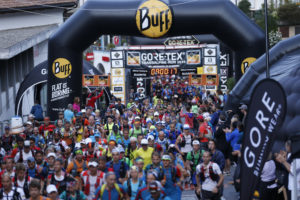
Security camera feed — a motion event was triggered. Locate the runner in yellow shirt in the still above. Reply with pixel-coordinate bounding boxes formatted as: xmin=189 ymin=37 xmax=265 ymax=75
xmin=134 ymin=139 xmax=154 ymax=169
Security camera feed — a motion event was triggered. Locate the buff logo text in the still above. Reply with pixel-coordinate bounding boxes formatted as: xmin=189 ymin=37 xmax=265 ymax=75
xmin=140 ymin=7 xmax=170 ymax=32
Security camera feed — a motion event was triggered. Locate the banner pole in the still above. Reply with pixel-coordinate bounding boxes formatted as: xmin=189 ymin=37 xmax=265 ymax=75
xmin=264 ymin=0 xmax=270 ymax=78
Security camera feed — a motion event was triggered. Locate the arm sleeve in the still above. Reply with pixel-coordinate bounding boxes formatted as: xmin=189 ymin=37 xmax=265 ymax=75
xmin=93 ymin=90 xmax=104 ymax=100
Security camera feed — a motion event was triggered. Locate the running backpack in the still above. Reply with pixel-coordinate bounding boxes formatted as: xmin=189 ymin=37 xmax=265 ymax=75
xmin=100 ymin=183 xmax=123 ymax=199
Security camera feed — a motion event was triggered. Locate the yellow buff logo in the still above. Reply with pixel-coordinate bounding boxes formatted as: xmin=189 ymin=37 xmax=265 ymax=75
xmin=52 ymin=58 xmax=72 ymax=78
xmin=136 ymin=0 xmax=172 ymax=38
xmin=241 ymin=57 xmax=256 ymax=74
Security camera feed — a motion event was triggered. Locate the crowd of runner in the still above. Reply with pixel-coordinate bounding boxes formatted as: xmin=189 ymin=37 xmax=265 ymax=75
xmin=0 ymin=74 xmax=294 ymax=200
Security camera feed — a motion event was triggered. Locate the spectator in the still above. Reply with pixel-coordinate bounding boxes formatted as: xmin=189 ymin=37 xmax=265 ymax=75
xmin=73 ymin=97 xmax=81 ymax=113
xmin=30 ymin=100 xmax=44 ymax=121
xmin=64 ymin=104 xmax=74 ymax=122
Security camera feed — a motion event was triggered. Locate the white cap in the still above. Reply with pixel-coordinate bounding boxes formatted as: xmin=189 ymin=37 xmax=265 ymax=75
xmin=47 ymin=185 xmax=58 ymax=194
xmin=81 ymin=109 xmax=86 ymax=113
xmin=25 ymin=121 xmax=32 ymax=125
xmin=141 ymin=138 xmax=148 ymax=145
xmin=192 ymin=140 xmax=200 ymax=145
xmin=24 ymin=140 xmax=30 ymax=146
xmin=154 ymin=112 xmax=159 ymax=116
xmin=112 ymin=148 xmax=119 ymax=154
xmin=183 ymin=124 xmax=190 ymax=130
xmin=47 ymin=152 xmax=56 ymax=159
xmin=147 ymin=135 xmax=154 ymax=141
xmin=130 ymin=137 xmax=137 ymax=142
xmin=135 ymin=116 xmax=141 ymax=120
xmin=88 ymin=161 xmax=98 ymax=167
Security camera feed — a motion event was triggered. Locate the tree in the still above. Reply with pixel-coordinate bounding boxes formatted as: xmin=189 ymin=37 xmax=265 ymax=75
xmin=238 ymin=0 xmax=251 ymax=17
xmin=253 ymin=3 xmax=278 ymax=33
xmin=278 ymin=3 xmax=300 ymax=25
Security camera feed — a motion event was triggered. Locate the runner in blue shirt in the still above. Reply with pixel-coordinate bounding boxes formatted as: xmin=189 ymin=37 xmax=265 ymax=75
xmin=94 ymin=172 xmax=126 ymax=200
xmin=123 ymin=166 xmax=146 ymax=200
xmin=105 ymin=148 xmax=129 ymax=183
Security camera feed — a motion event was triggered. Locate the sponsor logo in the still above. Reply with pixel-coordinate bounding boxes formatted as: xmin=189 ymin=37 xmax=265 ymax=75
xmin=52 ymin=58 xmax=72 ymax=79
xmin=136 ymin=0 xmax=172 ymax=38
xmin=241 ymin=57 xmax=256 ymax=74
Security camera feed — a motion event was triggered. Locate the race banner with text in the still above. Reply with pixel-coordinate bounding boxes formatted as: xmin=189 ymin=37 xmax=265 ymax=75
xmin=126 ymin=49 xmax=202 ymax=68
xmin=240 ymin=79 xmax=287 ymax=200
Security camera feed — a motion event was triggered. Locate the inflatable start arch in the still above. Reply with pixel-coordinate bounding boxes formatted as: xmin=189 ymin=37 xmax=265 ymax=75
xmin=47 ymin=0 xmax=265 ymax=118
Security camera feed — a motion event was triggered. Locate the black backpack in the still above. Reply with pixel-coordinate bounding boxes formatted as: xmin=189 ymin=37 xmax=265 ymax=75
xmin=127 ymin=179 xmax=143 ymax=197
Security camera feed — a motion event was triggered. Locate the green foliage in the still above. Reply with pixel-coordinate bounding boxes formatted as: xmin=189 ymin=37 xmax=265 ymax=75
xmin=227 ymin=77 xmax=236 ymax=91
xmin=278 ymin=3 xmax=300 ymax=25
xmin=238 ymin=0 xmax=251 ymax=17
xmin=106 ymin=43 xmax=115 ymax=50
xmin=253 ymin=3 xmax=278 ymax=33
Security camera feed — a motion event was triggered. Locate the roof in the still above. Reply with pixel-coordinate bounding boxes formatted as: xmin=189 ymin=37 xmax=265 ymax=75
xmin=0 ymin=24 xmax=58 ymax=59
xmin=0 ymin=0 xmax=77 ymax=10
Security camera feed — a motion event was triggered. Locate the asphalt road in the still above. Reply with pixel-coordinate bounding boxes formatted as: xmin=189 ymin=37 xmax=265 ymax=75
xmin=181 ymin=166 xmax=239 ymax=200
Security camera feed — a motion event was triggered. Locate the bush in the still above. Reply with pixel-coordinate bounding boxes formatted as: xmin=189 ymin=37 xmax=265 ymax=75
xmin=227 ymin=77 xmax=236 ymax=91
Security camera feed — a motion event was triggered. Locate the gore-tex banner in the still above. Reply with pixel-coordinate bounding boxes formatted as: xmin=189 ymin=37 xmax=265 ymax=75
xmin=126 ymin=49 xmax=202 ymax=68
xmin=240 ymin=79 xmax=286 ymax=200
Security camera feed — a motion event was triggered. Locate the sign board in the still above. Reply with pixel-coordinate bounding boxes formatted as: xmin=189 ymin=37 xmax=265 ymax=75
xmin=82 ymin=75 xmax=110 ymax=87
xmin=86 ymin=52 xmax=94 ymax=61
xmin=240 ymin=79 xmax=286 ymax=200
xmin=189 ymin=74 xmax=219 ymax=86
xmin=164 ymin=35 xmax=200 ymax=46
xmin=113 ymin=36 xmax=120 ymax=46
xmin=126 ymin=49 xmax=202 ymax=68
xmin=110 ymin=68 xmax=126 ymax=103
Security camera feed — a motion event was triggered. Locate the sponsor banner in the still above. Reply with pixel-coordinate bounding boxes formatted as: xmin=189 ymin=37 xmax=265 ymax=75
xmin=111 ymin=68 xmax=126 ymax=102
xmin=111 ymin=68 xmax=124 ymax=76
xmin=113 ymin=86 xmax=123 ymax=92
xmin=50 ymin=58 xmax=73 ymax=105
xmin=240 ymin=79 xmax=286 ymax=200
xmin=51 ymin=82 xmax=71 ymax=103
xmin=111 ymin=60 xmax=124 ymax=68
xmin=189 ymin=74 xmax=219 ymax=86
xmin=206 ymin=75 xmax=219 ymax=85
xmin=164 ymin=35 xmax=200 ymax=46
xmin=126 ymin=49 xmax=202 ymax=68
xmin=204 ymin=48 xmax=216 ymax=56
xmin=203 ymin=65 xmax=217 ymax=74
xmin=131 ymin=69 xmax=149 ymax=77
xmin=131 ymin=77 xmax=151 ymax=100
xmin=204 ymin=57 xmax=216 ymax=65
xmin=189 ymin=74 xmax=204 ymax=86
xmin=186 ymin=50 xmax=201 ymax=65
xmin=82 ymin=75 xmax=110 ymax=87
xmin=111 ymin=51 xmax=123 ymax=60
xmin=220 ymin=67 xmax=228 ymax=92
xmin=179 ymin=68 xmax=197 ymax=76
xmin=111 ymin=76 xmax=124 ymax=86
